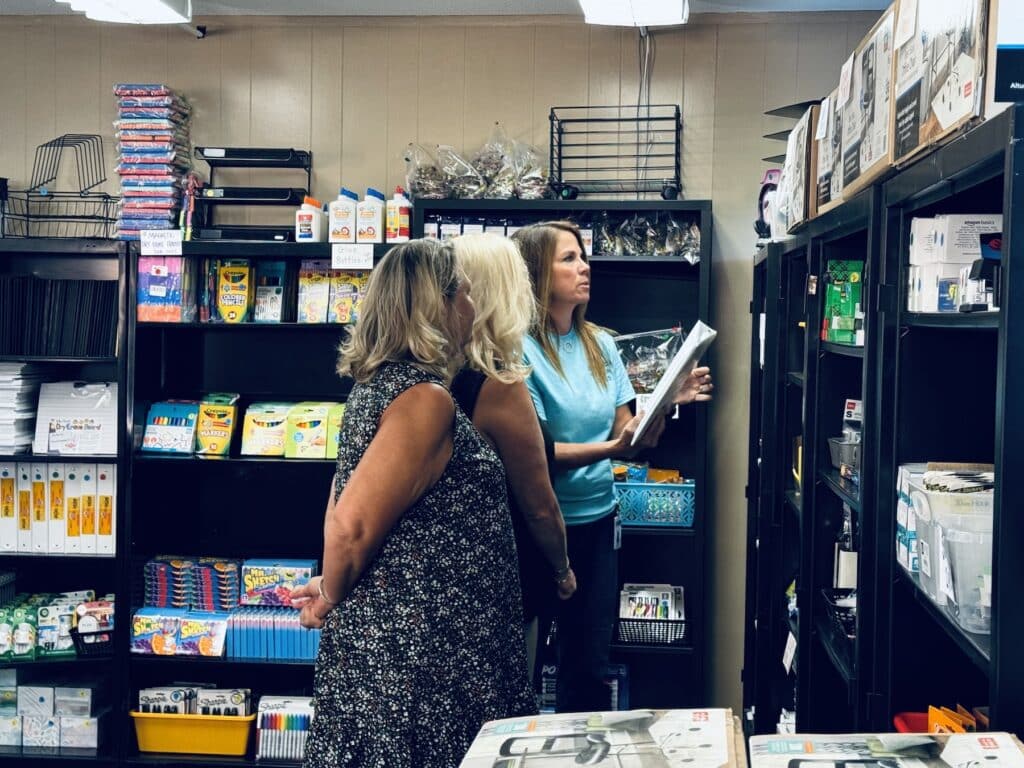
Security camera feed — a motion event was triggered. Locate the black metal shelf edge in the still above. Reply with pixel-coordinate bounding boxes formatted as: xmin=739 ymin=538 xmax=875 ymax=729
xmin=130 ymin=654 xmax=313 ymax=667
xmin=0 ymin=749 xmax=115 ymax=765
xmin=762 ymin=154 xmax=787 ymax=164
xmin=197 ymin=187 xmax=308 ymax=206
xmin=903 ymin=312 xmax=999 ymax=329
xmin=413 ymin=199 xmax=711 ymax=213
xmin=765 ymin=100 xmax=819 ymax=119
xmin=0 ymin=239 xmax=120 ymax=255
xmin=819 ymin=470 xmax=861 ymax=511
xmin=0 ymin=454 xmax=118 ymax=464
xmin=178 ymin=242 xmax=391 ymax=258
xmin=821 ymin=342 xmax=864 ymax=358
xmin=897 ymin=569 xmax=990 ymax=672
xmin=136 ymin=322 xmax=347 ymax=331
xmin=0 ymin=654 xmax=114 ymax=667
xmin=195 ymin=147 xmax=311 ymax=170
xmin=133 ymin=453 xmax=335 ymax=466
xmin=786 ymin=371 xmax=804 ymax=387
xmin=785 ymin=489 xmax=802 ymax=516
xmin=813 ymin=612 xmax=855 ymax=685
xmin=610 ymin=642 xmax=695 ymax=655
xmin=0 ymin=355 xmax=117 ymax=364
xmin=588 ymin=253 xmax=702 ymax=265
xmin=621 ymin=525 xmax=696 ymax=537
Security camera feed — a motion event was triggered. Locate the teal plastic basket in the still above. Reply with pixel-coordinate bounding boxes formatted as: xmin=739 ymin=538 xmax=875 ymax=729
xmin=614 ymin=480 xmax=696 ymax=527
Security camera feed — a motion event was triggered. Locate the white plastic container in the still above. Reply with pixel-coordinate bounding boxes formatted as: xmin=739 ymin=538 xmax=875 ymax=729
xmin=295 ymin=196 xmax=325 ymax=242
xmin=328 ymin=188 xmax=358 ymax=243
xmin=386 ymin=187 xmax=412 ymax=243
xmin=942 ymin=520 xmax=993 ymax=634
xmin=356 ymin=188 xmax=385 ymax=244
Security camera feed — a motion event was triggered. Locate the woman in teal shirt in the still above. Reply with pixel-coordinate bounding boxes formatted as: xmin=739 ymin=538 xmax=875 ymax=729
xmin=512 ymin=221 xmax=712 ymax=712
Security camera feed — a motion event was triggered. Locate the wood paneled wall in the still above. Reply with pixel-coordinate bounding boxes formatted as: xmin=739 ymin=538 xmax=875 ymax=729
xmin=0 ymin=10 xmax=879 ymax=712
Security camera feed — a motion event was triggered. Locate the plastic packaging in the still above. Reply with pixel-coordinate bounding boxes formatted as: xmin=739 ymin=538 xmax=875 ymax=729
xmin=386 ymin=186 xmax=412 ymax=243
xmin=295 ymin=196 xmax=326 ymax=242
xmin=403 ymin=143 xmax=448 ymax=199
xmin=328 ymin=188 xmax=358 ymax=243
xmin=512 ymin=141 xmax=550 ymax=200
xmin=614 ymin=329 xmax=684 ymax=395
xmin=356 ymin=188 xmax=385 ymax=244
xmin=473 ymin=123 xmax=515 ymax=199
xmin=438 ymin=145 xmax=486 ymax=199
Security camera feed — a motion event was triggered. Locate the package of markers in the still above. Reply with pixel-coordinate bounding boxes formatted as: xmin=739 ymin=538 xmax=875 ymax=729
xmin=140 ymin=401 xmax=199 ymax=452
xmin=256 ymin=696 xmax=314 ymax=762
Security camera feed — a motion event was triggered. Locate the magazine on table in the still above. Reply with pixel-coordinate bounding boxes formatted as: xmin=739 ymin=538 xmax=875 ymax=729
xmin=460 ymin=708 xmax=736 ymax=768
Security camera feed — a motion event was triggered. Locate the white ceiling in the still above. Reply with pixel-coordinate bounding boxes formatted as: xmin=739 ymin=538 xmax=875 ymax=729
xmin=0 ymin=0 xmax=889 ymax=15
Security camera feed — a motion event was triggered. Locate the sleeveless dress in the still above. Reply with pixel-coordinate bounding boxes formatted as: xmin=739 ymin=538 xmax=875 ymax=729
xmin=304 ymin=361 xmax=536 ymax=768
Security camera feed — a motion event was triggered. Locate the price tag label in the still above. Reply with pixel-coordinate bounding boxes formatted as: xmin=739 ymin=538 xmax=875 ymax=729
xmin=815 ymin=97 xmax=831 ymax=141
xmin=783 ymin=631 xmax=797 ymax=674
xmin=838 ymin=55 xmax=854 ymax=107
xmin=203 ymin=148 xmax=226 ymax=158
xmin=140 ymin=229 xmax=183 ymax=256
xmin=332 ymin=244 xmax=374 ymax=270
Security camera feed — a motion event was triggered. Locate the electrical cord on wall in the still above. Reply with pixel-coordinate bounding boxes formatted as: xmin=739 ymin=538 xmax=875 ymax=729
xmin=636 ymin=27 xmax=656 ymax=199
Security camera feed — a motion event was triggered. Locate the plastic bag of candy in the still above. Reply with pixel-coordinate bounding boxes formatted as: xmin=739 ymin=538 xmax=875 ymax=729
xmin=613 ymin=328 xmax=684 ymax=394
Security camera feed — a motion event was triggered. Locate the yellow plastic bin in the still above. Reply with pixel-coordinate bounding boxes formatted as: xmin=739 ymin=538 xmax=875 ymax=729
xmin=131 ymin=711 xmax=255 ymax=756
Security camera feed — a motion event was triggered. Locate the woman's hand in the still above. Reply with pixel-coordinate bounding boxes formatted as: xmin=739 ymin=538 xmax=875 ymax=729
xmin=291 ymin=576 xmax=335 ymax=629
xmin=674 ymin=366 xmax=713 ymax=405
xmin=556 ymin=567 xmax=577 ymax=600
xmin=613 ymin=411 xmax=666 ymax=458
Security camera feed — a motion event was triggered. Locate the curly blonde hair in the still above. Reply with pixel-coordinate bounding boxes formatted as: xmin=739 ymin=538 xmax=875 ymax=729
xmin=337 ymin=239 xmax=465 ymax=384
xmin=453 ymin=233 xmax=535 ymax=384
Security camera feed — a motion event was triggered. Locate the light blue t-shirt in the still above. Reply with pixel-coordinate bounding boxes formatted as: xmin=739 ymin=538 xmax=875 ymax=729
xmin=523 ymin=327 xmax=636 ymax=526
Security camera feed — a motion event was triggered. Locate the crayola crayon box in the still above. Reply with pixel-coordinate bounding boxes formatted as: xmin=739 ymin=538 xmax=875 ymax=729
xmin=216 ymin=259 xmax=254 ymax=323
xmin=196 ymin=393 xmax=240 ymax=456
xmin=297 ymin=260 xmax=331 ymax=323
xmin=141 ymin=401 xmax=199 ymax=454
xmin=241 ymin=403 xmax=292 ymax=457
xmin=240 ymin=559 xmax=318 ymax=607
xmin=326 ymin=403 xmax=345 ymax=460
xmin=285 ymin=403 xmax=338 ymax=460
xmin=176 ymin=611 xmax=228 ymax=657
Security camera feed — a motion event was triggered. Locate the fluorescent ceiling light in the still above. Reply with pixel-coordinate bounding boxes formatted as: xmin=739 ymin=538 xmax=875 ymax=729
xmin=55 ymin=0 xmax=191 ymax=24
xmin=578 ymin=0 xmax=689 ymax=27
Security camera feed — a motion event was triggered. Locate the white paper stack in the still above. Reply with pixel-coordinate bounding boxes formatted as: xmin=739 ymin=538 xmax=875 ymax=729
xmin=0 ymin=365 xmax=43 ymax=455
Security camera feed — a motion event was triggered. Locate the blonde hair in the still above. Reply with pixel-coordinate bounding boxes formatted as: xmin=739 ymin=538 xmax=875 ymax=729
xmin=453 ymin=233 xmax=535 ymax=384
xmin=512 ymin=221 xmax=608 ymax=387
xmin=337 ymin=239 xmax=464 ymax=384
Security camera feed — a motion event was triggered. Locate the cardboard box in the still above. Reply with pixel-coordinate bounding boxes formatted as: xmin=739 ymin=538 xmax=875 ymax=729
xmin=240 ymin=558 xmax=317 ymax=607
xmin=0 ymin=716 xmax=20 ymax=747
xmin=781 ymin=105 xmax=819 ymax=232
xmin=54 ymin=684 xmax=102 ymax=717
xmin=916 ymin=262 xmax=964 ymax=312
xmin=325 ymin=403 xmax=345 ymax=461
xmin=284 ymin=402 xmax=334 ymax=460
xmin=892 ymin=0 xmax=989 ymax=165
xmin=195 ymin=393 xmax=239 ymax=457
xmin=932 ymin=214 xmax=1003 ymax=262
xmin=23 ymin=715 xmax=59 ymax=748
xmin=59 ymin=711 xmax=105 ymax=749
xmin=986 ymin=0 xmax=1022 ymax=118
xmin=240 ymin=403 xmax=291 ymax=457
xmin=842 ymin=4 xmax=896 ymax=196
xmin=908 ymin=217 xmax=937 ymax=265
xmin=814 ymin=87 xmax=845 ymax=215
xmin=18 ymin=687 xmax=53 ymax=717
xmin=0 ymin=687 xmax=16 ymax=715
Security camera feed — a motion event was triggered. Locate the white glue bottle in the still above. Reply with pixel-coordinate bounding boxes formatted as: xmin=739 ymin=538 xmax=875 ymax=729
xmin=386 ymin=186 xmax=412 ymax=243
xmin=295 ymin=196 xmax=325 ymax=242
xmin=328 ymin=188 xmax=358 ymax=243
xmin=357 ymin=188 xmax=385 ymax=244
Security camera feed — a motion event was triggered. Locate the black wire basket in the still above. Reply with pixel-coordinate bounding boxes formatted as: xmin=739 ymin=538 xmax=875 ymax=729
xmin=1 ymin=134 xmax=119 ymax=239
xmin=615 ymin=617 xmax=689 ymax=646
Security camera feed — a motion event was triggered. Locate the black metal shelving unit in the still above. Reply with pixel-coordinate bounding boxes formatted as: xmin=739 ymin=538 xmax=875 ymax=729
xmin=0 ymin=236 xmax=129 ymax=765
xmin=745 ymin=104 xmax=1024 ymax=737
xmin=414 ymin=198 xmax=712 ymax=709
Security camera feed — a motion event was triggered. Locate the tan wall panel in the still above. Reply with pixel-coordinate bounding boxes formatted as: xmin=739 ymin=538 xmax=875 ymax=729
xmin=464 ymin=25 xmax=535 ymax=150
xmin=341 ymin=26 xmax=389 ymax=196
xmin=53 ymin=24 xmax=103 ymax=189
xmin=386 ymin=25 xmax=422 ymax=192
xmin=216 ymin=24 xmax=255 ymax=223
xmin=416 ymin=26 xmax=466 ymax=150
xmin=310 ymin=25 xmax=344 ymax=202
xmin=682 ymin=25 xmax=717 ymax=200
xmin=24 ymin=24 xmax=56 ymax=178
xmin=0 ymin=24 xmax=27 ymax=189
xmin=532 ymin=25 xmax=590 ymax=150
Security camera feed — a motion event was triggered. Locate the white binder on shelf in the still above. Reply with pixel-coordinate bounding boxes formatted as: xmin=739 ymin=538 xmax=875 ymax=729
xmin=96 ymin=465 xmax=115 ymax=556
xmin=0 ymin=463 xmax=16 ymax=553
xmin=30 ymin=463 xmax=47 ymax=554
xmin=79 ymin=465 xmax=98 ymax=556
xmin=47 ymin=465 xmax=65 ymax=554
xmin=64 ymin=464 xmax=83 ymax=555
xmin=16 ymin=464 xmax=32 ymax=553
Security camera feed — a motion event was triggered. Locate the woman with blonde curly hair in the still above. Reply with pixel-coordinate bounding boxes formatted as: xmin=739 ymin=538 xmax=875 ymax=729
xmin=451 ymin=233 xmax=577 ymax=678
xmin=290 ymin=238 xmax=535 ymax=768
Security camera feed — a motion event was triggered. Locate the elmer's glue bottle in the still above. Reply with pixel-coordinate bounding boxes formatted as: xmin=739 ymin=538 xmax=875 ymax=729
xmin=295 ymin=196 xmax=325 ymax=242
xmin=356 ymin=188 xmax=385 ymax=244
xmin=386 ymin=186 xmax=412 ymax=243
xmin=328 ymin=188 xmax=358 ymax=243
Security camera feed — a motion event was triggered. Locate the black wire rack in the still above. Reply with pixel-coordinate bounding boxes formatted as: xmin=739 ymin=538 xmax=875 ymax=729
xmin=549 ymin=105 xmax=682 ymax=198
xmin=1 ymin=134 xmax=119 ymax=239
